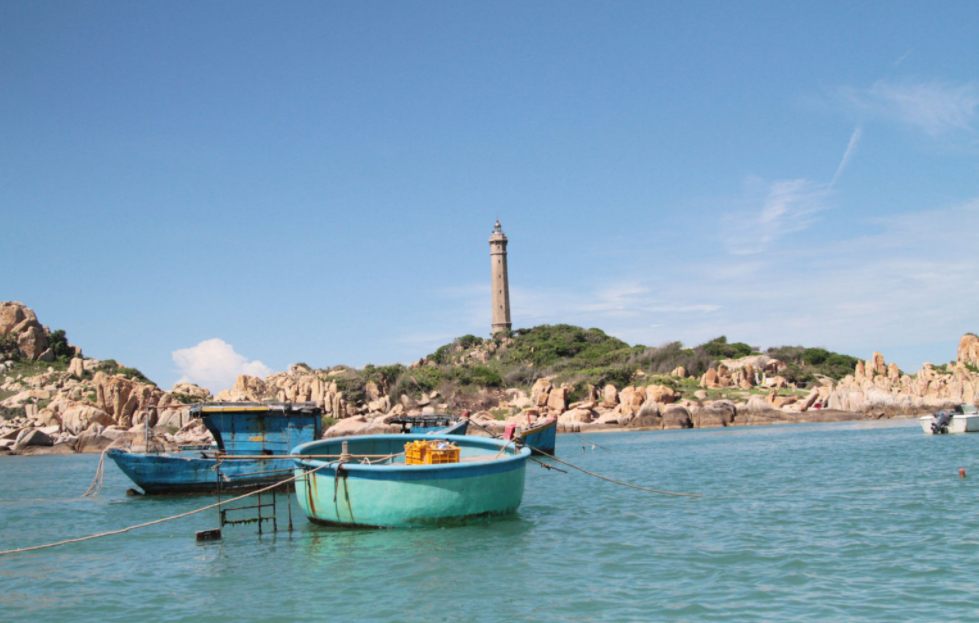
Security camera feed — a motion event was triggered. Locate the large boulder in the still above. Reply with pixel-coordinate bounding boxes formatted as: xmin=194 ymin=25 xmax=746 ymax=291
xmin=872 ymin=352 xmax=886 ymax=376
xmin=170 ymin=382 xmax=212 ymax=401
xmin=93 ymin=372 xmax=164 ymax=428
xmin=958 ymin=334 xmax=979 ymax=368
xmin=17 ymin=324 xmax=48 ymax=361
xmin=0 ymin=301 xmax=30 ymax=335
xmin=13 ymin=428 xmax=53 ymax=452
xmin=61 ymin=403 xmax=115 ymax=435
xmin=557 ymin=408 xmax=593 ymax=424
xmin=215 ymin=374 xmax=270 ymax=402
xmin=67 ymin=357 xmax=85 ymax=377
xmin=324 ymin=416 xmax=368 ymax=438
xmin=600 ymin=384 xmax=619 ymax=408
xmin=628 ymin=399 xmax=661 ymax=428
xmin=702 ymin=368 xmax=719 ymax=389
xmin=618 ymin=386 xmax=646 ymax=414
xmin=661 ymin=406 xmax=693 ymax=430
xmin=645 ymin=384 xmax=676 ymax=405
xmin=531 ymin=379 xmax=553 ymax=407
xmin=546 ymin=387 xmax=568 ymax=414
xmin=73 ymin=431 xmax=116 ymax=453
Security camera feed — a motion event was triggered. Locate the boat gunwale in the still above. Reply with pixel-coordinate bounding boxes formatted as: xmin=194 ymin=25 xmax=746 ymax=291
xmin=517 ymin=416 xmax=557 ymax=437
xmin=291 ymin=433 xmax=530 ymax=476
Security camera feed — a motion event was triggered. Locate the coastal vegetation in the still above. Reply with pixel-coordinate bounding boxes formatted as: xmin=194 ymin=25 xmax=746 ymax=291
xmin=316 ymin=325 xmax=864 ymax=406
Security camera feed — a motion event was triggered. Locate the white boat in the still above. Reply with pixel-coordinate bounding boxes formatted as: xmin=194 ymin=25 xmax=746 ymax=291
xmin=920 ymin=404 xmax=979 ymax=434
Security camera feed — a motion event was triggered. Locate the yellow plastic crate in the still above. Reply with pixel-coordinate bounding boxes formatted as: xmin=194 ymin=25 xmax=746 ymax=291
xmin=404 ymin=440 xmax=460 ymax=465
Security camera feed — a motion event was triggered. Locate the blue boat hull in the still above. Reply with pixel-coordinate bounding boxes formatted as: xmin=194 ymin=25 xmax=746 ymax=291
xmin=293 ymin=434 xmax=529 ymax=528
xmin=518 ymin=418 xmax=557 ymax=455
xmin=106 ymin=450 xmax=293 ymax=495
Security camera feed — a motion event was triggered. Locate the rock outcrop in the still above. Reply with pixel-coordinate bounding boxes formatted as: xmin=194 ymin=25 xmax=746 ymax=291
xmin=0 ymin=302 xmax=49 ymax=361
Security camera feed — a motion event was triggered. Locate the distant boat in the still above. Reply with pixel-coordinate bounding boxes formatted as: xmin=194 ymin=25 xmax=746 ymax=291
xmin=505 ymin=416 xmax=557 ymax=455
xmin=920 ymin=404 xmax=979 ymax=434
xmin=388 ymin=414 xmax=469 ymax=436
xmin=292 ymin=433 xmax=530 ymax=528
xmin=107 ymin=402 xmax=322 ymax=494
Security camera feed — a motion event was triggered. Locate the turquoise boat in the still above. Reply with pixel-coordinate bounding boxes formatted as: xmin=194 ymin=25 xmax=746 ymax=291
xmin=511 ymin=417 xmax=557 ymax=455
xmin=292 ymin=434 xmax=530 ymax=528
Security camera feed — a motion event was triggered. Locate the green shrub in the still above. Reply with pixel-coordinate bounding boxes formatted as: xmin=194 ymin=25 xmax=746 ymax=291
xmin=470 ymin=366 xmax=503 ymax=388
xmin=457 ymin=335 xmax=483 ymax=350
xmin=46 ymin=330 xmax=75 ymax=362
xmin=172 ymin=393 xmax=202 ymax=405
xmin=703 ymin=336 xmax=752 ymax=359
xmin=0 ymin=335 xmax=21 ymax=361
xmin=489 ymin=408 xmax=509 ymax=420
xmin=98 ymin=359 xmax=155 ymax=385
xmin=802 ymin=348 xmax=830 ymax=366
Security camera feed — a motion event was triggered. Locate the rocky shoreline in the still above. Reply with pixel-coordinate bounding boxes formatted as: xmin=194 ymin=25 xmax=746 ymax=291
xmin=2 ymin=300 xmax=974 ymax=456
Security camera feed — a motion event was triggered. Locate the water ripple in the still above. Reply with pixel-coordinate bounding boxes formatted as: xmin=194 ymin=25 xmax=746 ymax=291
xmin=4 ymin=420 xmax=979 ymax=621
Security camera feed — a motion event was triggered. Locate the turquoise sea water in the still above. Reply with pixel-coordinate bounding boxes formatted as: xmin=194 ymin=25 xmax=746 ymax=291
xmin=3 ymin=419 xmax=979 ymax=622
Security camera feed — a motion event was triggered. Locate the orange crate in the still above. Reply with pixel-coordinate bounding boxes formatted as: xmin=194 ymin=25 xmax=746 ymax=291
xmin=404 ymin=440 xmax=460 ymax=465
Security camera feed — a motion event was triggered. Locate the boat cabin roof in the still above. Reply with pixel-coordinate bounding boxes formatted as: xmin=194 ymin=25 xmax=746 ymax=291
xmin=388 ymin=414 xmax=458 ymax=426
xmin=190 ymin=401 xmax=322 ymax=418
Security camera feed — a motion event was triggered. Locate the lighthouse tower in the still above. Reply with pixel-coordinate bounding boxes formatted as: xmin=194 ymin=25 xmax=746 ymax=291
xmin=489 ymin=220 xmax=512 ymax=334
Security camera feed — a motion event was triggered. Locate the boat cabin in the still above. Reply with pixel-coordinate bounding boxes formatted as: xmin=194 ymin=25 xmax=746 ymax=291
xmin=191 ymin=402 xmax=322 ymax=455
xmin=388 ymin=414 xmax=463 ymax=434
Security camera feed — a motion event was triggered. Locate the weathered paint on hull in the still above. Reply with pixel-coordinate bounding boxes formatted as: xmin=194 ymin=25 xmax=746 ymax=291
xmin=292 ymin=434 xmax=529 ymax=528
xmin=107 ymin=450 xmax=291 ymax=495
xmin=519 ymin=419 xmax=557 ymax=455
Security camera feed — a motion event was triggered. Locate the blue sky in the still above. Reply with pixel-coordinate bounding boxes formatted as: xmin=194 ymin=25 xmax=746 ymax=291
xmin=3 ymin=2 xmax=977 ymax=392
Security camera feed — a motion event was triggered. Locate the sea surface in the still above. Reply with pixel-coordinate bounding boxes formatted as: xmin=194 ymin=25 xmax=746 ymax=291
xmin=3 ymin=419 xmax=979 ymax=622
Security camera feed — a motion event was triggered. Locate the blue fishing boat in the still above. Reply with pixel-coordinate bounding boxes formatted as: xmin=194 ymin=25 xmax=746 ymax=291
xmin=292 ymin=433 xmax=530 ymax=528
xmin=506 ymin=416 xmax=557 ymax=455
xmin=107 ymin=402 xmax=322 ymax=494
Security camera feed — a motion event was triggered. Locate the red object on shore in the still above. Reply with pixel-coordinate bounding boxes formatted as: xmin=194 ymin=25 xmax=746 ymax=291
xmin=504 ymin=423 xmax=517 ymax=441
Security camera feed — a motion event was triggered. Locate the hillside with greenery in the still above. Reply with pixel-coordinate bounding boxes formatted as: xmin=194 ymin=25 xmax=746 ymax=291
xmin=315 ymin=325 xmax=863 ymax=410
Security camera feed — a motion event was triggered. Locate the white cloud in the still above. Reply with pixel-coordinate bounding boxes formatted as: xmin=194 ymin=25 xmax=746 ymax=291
xmin=172 ymin=338 xmax=272 ymax=393
xmin=842 ymin=79 xmax=979 ymax=137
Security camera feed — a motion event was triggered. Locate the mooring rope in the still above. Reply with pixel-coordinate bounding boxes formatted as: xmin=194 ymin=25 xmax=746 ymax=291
xmin=466 ymin=417 xmax=699 ymax=497
xmin=527 ymin=446 xmax=701 ymax=497
xmin=0 ymin=462 xmax=332 ymax=557
xmin=82 ymin=449 xmax=111 ymax=497
xmin=571 ymin=432 xmax=610 ymax=452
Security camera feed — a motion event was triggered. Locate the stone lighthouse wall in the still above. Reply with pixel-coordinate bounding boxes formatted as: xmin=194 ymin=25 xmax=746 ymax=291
xmin=490 ymin=224 xmax=511 ymax=334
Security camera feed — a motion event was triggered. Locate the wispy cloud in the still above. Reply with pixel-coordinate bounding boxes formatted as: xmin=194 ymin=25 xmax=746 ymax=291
xmin=842 ymin=79 xmax=979 ymax=137
xmin=831 ymin=125 xmax=862 ymax=186
xmin=172 ymin=338 xmax=272 ymax=393
xmin=396 ymin=332 xmax=460 ymax=345
xmin=725 ymin=177 xmax=832 ymax=255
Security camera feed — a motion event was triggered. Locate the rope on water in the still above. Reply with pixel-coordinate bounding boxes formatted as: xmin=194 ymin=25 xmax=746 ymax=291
xmin=527 ymin=446 xmax=701 ymax=498
xmin=0 ymin=462 xmax=333 ymax=557
xmin=468 ymin=417 xmax=698 ymax=497
xmin=572 ymin=432 xmax=610 ymax=452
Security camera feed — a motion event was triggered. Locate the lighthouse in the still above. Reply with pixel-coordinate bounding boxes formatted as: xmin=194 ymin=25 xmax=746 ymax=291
xmin=489 ymin=220 xmax=512 ymax=334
